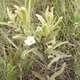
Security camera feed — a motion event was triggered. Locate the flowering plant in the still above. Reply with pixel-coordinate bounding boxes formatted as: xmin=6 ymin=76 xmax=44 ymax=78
xmin=0 ymin=4 xmax=71 ymax=80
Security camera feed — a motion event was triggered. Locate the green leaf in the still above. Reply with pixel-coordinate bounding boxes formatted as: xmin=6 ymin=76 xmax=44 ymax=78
xmin=0 ymin=22 xmax=15 ymax=27
xmin=53 ymin=41 xmax=68 ymax=49
xmin=7 ymin=64 xmax=15 ymax=73
xmin=42 ymin=25 xmax=50 ymax=37
xmin=52 ymin=51 xmax=71 ymax=58
xmin=48 ymin=56 xmax=60 ymax=68
xmin=21 ymin=48 xmax=44 ymax=61
xmin=32 ymin=71 xmax=45 ymax=80
xmin=21 ymin=7 xmax=30 ymax=30
xmin=6 ymin=64 xmax=16 ymax=80
xmin=14 ymin=5 xmax=23 ymax=20
xmin=34 ymin=26 xmax=43 ymax=41
xmin=45 ymin=6 xmax=54 ymax=22
xmin=50 ymin=63 xmax=66 ymax=80
xmin=21 ymin=7 xmax=27 ymax=24
xmin=48 ymin=51 xmax=71 ymax=68
xmin=12 ymin=34 xmax=26 ymax=40
xmin=36 ymin=14 xmax=47 ymax=25
xmin=24 ymin=30 xmax=32 ymax=36
xmin=31 ymin=48 xmax=44 ymax=61
xmin=51 ymin=16 xmax=63 ymax=31
xmin=47 ymin=50 xmax=71 ymax=68
xmin=21 ymin=49 xmax=31 ymax=59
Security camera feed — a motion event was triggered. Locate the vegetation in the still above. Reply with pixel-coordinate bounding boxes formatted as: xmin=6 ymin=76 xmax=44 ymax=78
xmin=0 ymin=0 xmax=80 ymax=80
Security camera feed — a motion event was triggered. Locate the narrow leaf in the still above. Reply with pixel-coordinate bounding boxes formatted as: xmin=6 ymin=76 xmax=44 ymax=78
xmin=50 ymin=63 xmax=66 ymax=79
xmin=53 ymin=41 xmax=68 ymax=49
xmin=48 ymin=56 xmax=60 ymax=68
xmin=36 ymin=14 xmax=47 ymax=25
xmin=0 ymin=22 xmax=15 ymax=27
xmin=32 ymin=71 xmax=45 ymax=80
xmin=32 ymin=48 xmax=44 ymax=61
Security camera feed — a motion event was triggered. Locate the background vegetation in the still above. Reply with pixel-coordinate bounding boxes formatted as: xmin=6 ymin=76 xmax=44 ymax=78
xmin=0 ymin=0 xmax=80 ymax=80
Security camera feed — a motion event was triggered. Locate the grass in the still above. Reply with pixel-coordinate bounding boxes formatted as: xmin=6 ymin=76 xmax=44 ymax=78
xmin=0 ymin=0 xmax=80 ymax=80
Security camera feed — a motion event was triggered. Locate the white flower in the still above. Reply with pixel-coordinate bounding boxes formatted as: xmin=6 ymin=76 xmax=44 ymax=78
xmin=24 ymin=36 xmax=36 ymax=46
xmin=48 ymin=45 xmax=52 ymax=48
